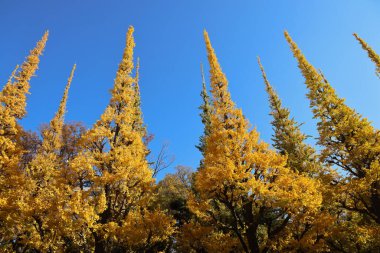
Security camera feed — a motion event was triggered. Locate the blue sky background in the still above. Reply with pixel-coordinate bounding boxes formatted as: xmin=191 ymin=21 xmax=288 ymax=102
xmin=1 ymin=1 xmax=380 ymax=179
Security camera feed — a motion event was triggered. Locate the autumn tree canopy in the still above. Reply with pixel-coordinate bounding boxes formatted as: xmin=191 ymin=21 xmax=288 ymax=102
xmin=0 ymin=26 xmax=379 ymax=253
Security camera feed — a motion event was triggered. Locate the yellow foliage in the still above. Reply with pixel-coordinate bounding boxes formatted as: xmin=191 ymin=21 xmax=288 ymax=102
xmin=1 ymin=27 xmax=379 ymax=253
xmin=0 ymin=32 xmax=48 ymax=249
xmin=82 ymin=26 xmax=174 ymax=251
xmin=188 ymin=30 xmax=323 ymax=253
xmin=177 ymin=222 xmax=241 ymax=252
xmin=286 ymin=30 xmax=380 ymax=251
xmin=354 ymin=33 xmax=380 ymax=77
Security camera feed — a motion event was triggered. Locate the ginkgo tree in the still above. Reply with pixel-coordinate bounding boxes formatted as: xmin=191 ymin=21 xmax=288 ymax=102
xmin=1 ymin=25 xmax=380 ymax=253
xmin=0 ymin=32 xmax=48 ymax=251
xmin=258 ymin=57 xmax=336 ymax=252
xmin=23 ymin=65 xmax=85 ymax=252
xmin=285 ymin=31 xmax=380 ymax=252
xmin=82 ymin=26 xmax=174 ymax=252
xmin=185 ymin=30 xmax=322 ymax=253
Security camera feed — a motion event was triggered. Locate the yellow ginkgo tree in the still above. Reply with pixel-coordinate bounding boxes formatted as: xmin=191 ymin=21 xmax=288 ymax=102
xmin=22 ymin=65 xmax=84 ymax=252
xmin=186 ymin=30 xmax=322 ymax=253
xmin=83 ymin=26 xmax=174 ymax=252
xmin=258 ymin=57 xmax=337 ymax=252
xmin=286 ymin=31 xmax=380 ymax=251
xmin=0 ymin=32 xmax=48 ymax=251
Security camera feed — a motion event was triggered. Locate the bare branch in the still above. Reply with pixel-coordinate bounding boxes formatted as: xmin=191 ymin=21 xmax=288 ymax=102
xmin=152 ymin=142 xmax=175 ymax=177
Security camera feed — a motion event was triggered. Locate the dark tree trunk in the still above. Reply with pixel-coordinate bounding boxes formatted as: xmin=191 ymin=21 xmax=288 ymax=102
xmin=370 ymin=181 xmax=380 ymax=223
xmin=94 ymin=233 xmax=107 ymax=253
xmin=246 ymin=224 xmax=260 ymax=253
xmin=243 ymin=202 xmax=261 ymax=253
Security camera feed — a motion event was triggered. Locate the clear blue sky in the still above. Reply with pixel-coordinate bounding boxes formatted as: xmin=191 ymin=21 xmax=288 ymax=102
xmin=1 ymin=1 xmax=380 ymax=179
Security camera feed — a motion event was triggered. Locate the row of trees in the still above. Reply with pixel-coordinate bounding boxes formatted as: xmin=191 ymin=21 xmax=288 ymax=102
xmin=0 ymin=26 xmax=379 ymax=252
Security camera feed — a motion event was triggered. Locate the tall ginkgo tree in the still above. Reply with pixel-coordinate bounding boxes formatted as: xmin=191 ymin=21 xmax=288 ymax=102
xmin=22 ymin=65 xmax=82 ymax=252
xmin=258 ymin=57 xmax=337 ymax=251
xmin=0 ymin=32 xmax=48 ymax=250
xmin=186 ymin=30 xmax=322 ymax=253
xmin=286 ymin=31 xmax=380 ymax=251
xmin=83 ymin=26 xmax=174 ymax=252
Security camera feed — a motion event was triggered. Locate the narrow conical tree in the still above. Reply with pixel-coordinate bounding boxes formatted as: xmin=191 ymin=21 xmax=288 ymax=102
xmin=0 ymin=31 xmax=48 ymax=169
xmin=354 ymin=33 xmax=380 ymax=77
xmin=188 ymin=30 xmax=321 ymax=253
xmin=84 ymin=26 xmax=173 ymax=252
xmin=22 ymin=65 xmax=77 ymax=252
xmin=42 ymin=64 xmax=75 ymax=152
xmin=0 ymin=32 xmax=48 ymax=250
xmin=285 ymin=31 xmax=380 ymax=225
xmin=258 ymin=57 xmax=338 ymax=251
xmin=1 ymin=31 xmax=48 ymax=121
xmin=196 ymin=63 xmax=212 ymax=156
xmin=258 ymin=57 xmax=320 ymax=176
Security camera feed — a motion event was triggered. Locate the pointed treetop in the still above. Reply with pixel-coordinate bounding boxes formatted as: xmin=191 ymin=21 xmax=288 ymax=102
xmin=284 ymin=30 xmax=347 ymax=120
xmin=53 ymin=64 xmax=76 ymax=127
xmin=258 ymin=57 xmax=320 ymax=175
xmin=89 ymin=25 xmax=146 ymax=148
xmin=200 ymin=30 xmax=250 ymax=162
xmin=17 ymin=30 xmax=49 ymax=87
xmin=91 ymin=26 xmax=137 ymax=135
xmin=121 ymin=26 xmax=135 ymax=74
xmin=110 ymin=26 xmax=136 ymax=106
xmin=42 ymin=64 xmax=76 ymax=152
xmin=353 ymin=33 xmax=380 ymax=77
xmin=284 ymin=30 xmax=344 ymax=110
xmin=203 ymin=30 xmax=228 ymax=91
xmin=0 ymin=31 xmax=48 ymax=120
xmin=257 ymin=56 xmax=290 ymax=127
xmin=257 ymin=56 xmax=285 ymax=116
xmin=124 ymin=26 xmax=135 ymax=61
xmin=285 ymin=30 xmax=379 ymax=178
xmin=284 ymin=31 xmax=325 ymax=84
xmin=203 ymin=30 xmax=235 ymax=114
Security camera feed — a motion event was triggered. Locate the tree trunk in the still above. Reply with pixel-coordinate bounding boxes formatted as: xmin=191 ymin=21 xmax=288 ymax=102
xmin=94 ymin=233 xmax=107 ymax=253
xmin=246 ymin=225 xmax=260 ymax=253
xmin=243 ymin=202 xmax=261 ymax=253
